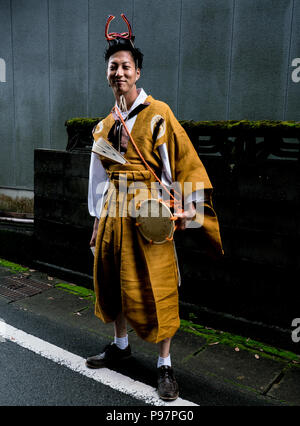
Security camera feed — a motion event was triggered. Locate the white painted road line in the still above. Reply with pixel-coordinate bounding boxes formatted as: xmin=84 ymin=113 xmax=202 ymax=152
xmin=0 ymin=321 xmax=198 ymax=406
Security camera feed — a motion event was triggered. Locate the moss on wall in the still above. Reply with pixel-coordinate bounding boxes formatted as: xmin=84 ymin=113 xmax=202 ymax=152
xmin=65 ymin=118 xmax=300 ymax=149
xmin=65 ymin=117 xmax=101 ymax=132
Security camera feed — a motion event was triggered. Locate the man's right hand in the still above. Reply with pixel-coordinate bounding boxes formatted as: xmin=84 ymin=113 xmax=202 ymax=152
xmin=90 ymin=218 xmax=99 ymax=247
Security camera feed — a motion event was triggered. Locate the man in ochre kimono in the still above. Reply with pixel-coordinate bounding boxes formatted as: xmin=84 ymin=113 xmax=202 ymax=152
xmin=86 ymin=14 xmax=223 ymax=401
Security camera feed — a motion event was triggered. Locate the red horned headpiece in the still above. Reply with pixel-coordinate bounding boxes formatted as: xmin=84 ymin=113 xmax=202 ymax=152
xmin=105 ymin=14 xmax=135 ymax=44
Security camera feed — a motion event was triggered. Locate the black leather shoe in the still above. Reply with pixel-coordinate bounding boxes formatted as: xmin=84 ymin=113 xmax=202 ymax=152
xmin=85 ymin=343 xmax=131 ymax=369
xmin=157 ymin=366 xmax=179 ymax=401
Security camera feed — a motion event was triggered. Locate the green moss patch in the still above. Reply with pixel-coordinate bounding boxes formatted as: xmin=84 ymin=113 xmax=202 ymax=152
xmin=180 ymin=119 xmax=300 ymax=131
xmin=65 ymin=117 xmax=101 ymax=130
xmin=0 ymin=258 xmax=29 ymax=273
xmin=66 ymin=118 xmax=300 ymax=136
xmin=180 ymin=319 xmax=300 ymax=365
xmin=55 ymin=282 xmax=95 ymax=300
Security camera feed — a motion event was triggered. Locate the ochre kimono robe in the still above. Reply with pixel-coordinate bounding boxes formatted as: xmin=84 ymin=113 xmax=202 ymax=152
xmin=92 ymin=95 xmax=223 ymax=343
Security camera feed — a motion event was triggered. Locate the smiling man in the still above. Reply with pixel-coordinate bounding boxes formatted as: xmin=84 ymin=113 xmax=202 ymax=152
xmin=107 ymin=50 xmax=141 ymax=108
xmin=86 ymin=14 xmax=223 ymax=401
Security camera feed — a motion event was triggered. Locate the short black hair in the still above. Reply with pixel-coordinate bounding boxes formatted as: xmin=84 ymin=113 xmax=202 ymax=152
xmin=104 ymin=41 xmax=144 ymax=69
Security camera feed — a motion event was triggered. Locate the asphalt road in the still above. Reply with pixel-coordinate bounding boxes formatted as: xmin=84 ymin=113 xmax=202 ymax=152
xmin=0 ymin=299 xmax=147 ymax=407
xmin=0 ymin=288 xmax=287 ymax=409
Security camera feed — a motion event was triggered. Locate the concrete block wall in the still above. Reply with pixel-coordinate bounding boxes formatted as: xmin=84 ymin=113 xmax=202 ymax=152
xmin=34 ymin=120 xmax=300 ymax=342
xmin=175 ymin=127 xmax=300 ymax=334
xmin=34 ymin=149 xmax=94 ymax=277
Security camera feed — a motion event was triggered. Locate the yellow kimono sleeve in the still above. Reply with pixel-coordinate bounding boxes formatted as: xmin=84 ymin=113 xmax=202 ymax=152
xmin=165 ymin=107 xmax=224 ymax=258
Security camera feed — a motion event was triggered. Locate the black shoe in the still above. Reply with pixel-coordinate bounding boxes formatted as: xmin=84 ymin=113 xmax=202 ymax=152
xmin=157 ymin=366 xmax=179 ymax=401
xmin=85 ymin=343 xmax=131 ymax=369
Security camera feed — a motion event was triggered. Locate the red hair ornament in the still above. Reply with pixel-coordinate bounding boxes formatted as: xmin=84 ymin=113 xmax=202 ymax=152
xmin=105 ymin=14 xmax=135 ymax=45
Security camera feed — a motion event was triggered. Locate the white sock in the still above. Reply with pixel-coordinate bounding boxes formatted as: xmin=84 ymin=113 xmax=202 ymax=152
xmin=157 ymin=354 xmax=171 ymax=368
xmin=114 ymin=334 xmax=128 ymax=350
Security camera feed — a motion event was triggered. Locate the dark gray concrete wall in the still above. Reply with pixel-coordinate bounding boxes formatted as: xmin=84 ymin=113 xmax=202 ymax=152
xmin=1 ymin=0 xmax=300 ymax=190
xmin=34 ymin=149 xmax=94 ymax=276
xmin=0 ymin=0 xmax=15 ymax=188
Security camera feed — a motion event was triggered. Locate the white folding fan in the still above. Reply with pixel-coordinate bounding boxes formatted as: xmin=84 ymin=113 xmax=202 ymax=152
xmin=92 ymin=137 xmax=128 ymax=164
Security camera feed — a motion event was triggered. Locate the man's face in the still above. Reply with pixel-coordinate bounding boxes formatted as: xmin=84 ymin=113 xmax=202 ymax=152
xmin=107 ymin=50 xmax=140 ymax=97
